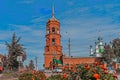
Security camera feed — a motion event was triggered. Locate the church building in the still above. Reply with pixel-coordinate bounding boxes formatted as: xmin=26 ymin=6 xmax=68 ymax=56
xmin=44 ymin=6 xmax=102 ymax=69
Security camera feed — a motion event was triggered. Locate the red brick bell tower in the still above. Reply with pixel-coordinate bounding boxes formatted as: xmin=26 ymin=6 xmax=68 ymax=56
xmin=44 ymin=6 xmax=62 ymax=69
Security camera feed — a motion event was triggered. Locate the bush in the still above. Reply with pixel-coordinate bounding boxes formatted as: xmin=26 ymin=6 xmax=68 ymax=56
xmin=74 ymin=63 xmax=117 ymax=80
xmin=47 ymin=74 xmax=70 ymax=80
xmin=19 ymin=70 xmax=46 ymax=80
xmin=47 ymin=63 xmax=118 ymax=80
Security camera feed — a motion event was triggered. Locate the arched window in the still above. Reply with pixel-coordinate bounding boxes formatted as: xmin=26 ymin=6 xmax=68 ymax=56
xmin=52 ymin=27 xmax=55 ymax=33
xmin=52 ymin=38 xmax=55 ymax=45
xmin=47 ymin=28 xmax=49 ymax=34
xmin=57 ymin=28 xmax=59 ymax=34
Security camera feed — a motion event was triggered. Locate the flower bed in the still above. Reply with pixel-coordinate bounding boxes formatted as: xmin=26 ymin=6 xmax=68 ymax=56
xmin=19 ymin=63 xmax=118 ymax=80
xmin=19 ymin=70 xmax=46 ymax=80
xmin=47 ymin=63 xmax=118 ymax=80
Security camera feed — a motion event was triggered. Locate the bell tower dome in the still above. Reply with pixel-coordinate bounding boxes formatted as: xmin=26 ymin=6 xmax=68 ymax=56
xmin=44 ymin=5 xmax=62 ymax=68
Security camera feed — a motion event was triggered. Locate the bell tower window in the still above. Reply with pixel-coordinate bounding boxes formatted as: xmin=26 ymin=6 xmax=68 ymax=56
xmin=52 ymin=38 xmax=55 ymax=45
xmin=57 ymin=29 xmax=59 ymax=34
xmin=47 ymin=28 xmax=49 ymax=34
xmin=52 ymin=27 xmax=55 ymax=33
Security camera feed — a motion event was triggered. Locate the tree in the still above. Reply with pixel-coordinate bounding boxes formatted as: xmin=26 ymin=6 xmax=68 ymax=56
xmin=102 ymin=38 xmax=120 ymax=65
xmin=102 ymin=44 xmax=115 ymax=65
xmin=28 ymin=60 xmax=35 ymax=70
xmin=112 ymin=38 xmax=120 ymax=63
xmin=6 ymin=33 xmax=26 ymax=70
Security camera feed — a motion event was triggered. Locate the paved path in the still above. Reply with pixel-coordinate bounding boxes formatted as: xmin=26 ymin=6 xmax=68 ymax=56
xmin=0 ymin=74 xmax=18 ymax=80
xmin=0 ymin=74 xmax=3 ymax=77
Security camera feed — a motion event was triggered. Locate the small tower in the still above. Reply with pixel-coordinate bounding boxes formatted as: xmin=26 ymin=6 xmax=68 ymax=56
xmin=95 ymin=34 xmax=104 ymax=57
xmin=44 ymin=5 xmax=62 ymax=69
xmin=90 ymin=45 xmax=94 ymax=56
xmin=90 ymin=33 xmax=104 ymax=57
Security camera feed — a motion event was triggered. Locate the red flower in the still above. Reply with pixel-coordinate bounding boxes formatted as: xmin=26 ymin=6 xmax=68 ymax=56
xmin=113 ymin=74 xmax=117 ymax=78
xmin=93 ymin=73 xmax=100 ymax=79
xmin=104 ymin=71 xmax=108 ymax=74
xmin=86 ymin=65 xmax=90 ymax=70
xmin=103 ymin=67 xmax=108 ymax=70
xmin=62 ymin=73 xmax=67 ymax=78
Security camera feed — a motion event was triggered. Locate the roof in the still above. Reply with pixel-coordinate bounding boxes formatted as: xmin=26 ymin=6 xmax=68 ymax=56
xmin=53 ymin=58 xmax=62 ymax=64
xmin=47 ymin=5 xmax=59 ymax=23
xmin=48 ymin=17 xmax=59 ymax=22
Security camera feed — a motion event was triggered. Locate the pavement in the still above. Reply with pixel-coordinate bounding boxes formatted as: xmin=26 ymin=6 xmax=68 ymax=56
xmin=0 ymin=74 xmax=18 ymax=80
xmin=0 ymin=74 xmax=3 ymax=77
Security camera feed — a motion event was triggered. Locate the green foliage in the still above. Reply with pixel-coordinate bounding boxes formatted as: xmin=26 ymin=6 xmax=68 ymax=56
xmin=3 ymin=71 xmax=19 ymax=78
xmin=47 ymin=74 xmax=70 ymax=80
xmin=102 ymin=44 xmax=115 ymax=65
xmin=19 ymin=72 xmax=33 ymax=80
xmin=112 ymin=38 xmax=120 ymax=63
xmin=19 ymin=71 xmax=46 ymax=80
xmin=47 ymin=75 xmax=62 ymax=80
xmin=6 ymin=33 xmax=26 ymax=70
xmin=102 ymin=38 xmax=120 ymax=65
xmin=29 ymin=60 xmax=35 ymax=70
xmin=74 ymin=64 xmax=116 ymax=80
xmin=48 ymin=64 xmax=117 ymax=80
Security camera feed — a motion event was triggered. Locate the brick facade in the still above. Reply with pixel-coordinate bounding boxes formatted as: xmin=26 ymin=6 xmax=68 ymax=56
xmin=44 ymin=7 xmax=101 ymax=69
xmin=44 ymin=12 xmax=62 ymax=68
xmin=63 ymin=55 xmax=102 ymax=65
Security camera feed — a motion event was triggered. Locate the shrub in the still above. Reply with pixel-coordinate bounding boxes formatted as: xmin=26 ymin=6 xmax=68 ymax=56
xmin=48 ymin=63 xmax=118 ymax=80
xmin=19 ymin=70 xmax=46 ymax=80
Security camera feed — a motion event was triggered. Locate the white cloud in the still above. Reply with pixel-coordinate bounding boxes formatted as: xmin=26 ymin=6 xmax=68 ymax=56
xmin=0 ymin=44 xmax=7 ymax=55
xmin=31 ymin=15 xmax=50 ymax=23
xmin=58 ymin=2 xmax=120 ymax=57
xmin=1 ymin=0 xmax=120 ymax=69
xmin=19 ymin=0 xmax=34 ymax=4
xmin=2 ymin=23 xmax=45 ymax=69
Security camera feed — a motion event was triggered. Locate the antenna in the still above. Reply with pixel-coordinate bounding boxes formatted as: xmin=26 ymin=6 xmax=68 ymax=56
xmin=98 ymin=30 xmax=102 ymax=41
xmin=98 ymin=30 xmax=102 ymax=38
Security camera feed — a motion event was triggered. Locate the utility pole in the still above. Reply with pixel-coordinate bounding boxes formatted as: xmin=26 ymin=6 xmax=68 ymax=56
xmin=68 ymin=37 xmax=71 ymax=57
xmin=35 ymin=56 xmax=38 ymax=71
xmin=66 ymin=32 xmax=71 ymax=57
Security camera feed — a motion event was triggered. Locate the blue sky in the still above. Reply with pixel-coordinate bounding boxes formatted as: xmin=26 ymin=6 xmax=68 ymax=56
xmin=0 ymin=0 xmax=120 ymax=69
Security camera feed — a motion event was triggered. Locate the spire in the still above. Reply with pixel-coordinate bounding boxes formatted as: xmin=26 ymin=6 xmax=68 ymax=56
xmin=98 ymin=31 xmax=102 ymax=41
xmin=52 ymin=4 xmax=55 ymax=18
xmin=48 ymin=3 xmax=59 ymax=22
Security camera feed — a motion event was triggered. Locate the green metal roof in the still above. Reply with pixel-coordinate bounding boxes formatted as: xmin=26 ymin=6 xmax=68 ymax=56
xmin=53 ymin=58 xmax=62 ymax=64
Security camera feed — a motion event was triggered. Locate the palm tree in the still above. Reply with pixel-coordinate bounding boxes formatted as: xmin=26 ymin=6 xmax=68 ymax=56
xmin=6 ymin=33 xmax=26 ymax=71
